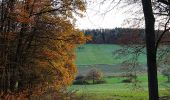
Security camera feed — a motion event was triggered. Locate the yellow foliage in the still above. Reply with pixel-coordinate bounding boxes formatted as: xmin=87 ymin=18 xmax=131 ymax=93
xmin=27 ymin=0 xmax=87 ymax=93
xmin=0 ymin=0 xmax=87 ymax=97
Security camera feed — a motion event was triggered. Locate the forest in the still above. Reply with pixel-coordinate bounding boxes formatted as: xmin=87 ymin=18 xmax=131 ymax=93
xmin=0 ymin=0 xmax=170 ymax=100
xmin=84 ymin=28 xmax=170 ymax=44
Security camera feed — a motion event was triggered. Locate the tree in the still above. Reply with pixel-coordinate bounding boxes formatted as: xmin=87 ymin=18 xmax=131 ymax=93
xmin=141 ymin=0 xmax=159 ymax=99
xmin=86 ymin=68 xmax=103 ymax=84
xmin=95 ymin=0 xmax=170 ymax=99
xmin=0 ymin=0 xmax=88 ymax=98
xmin=104 ymin=0 xmax=170 ymax=99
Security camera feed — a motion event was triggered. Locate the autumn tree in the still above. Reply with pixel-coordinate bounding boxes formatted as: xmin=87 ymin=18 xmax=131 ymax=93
xmin=0 ymin=0 xmax=88 ymax=98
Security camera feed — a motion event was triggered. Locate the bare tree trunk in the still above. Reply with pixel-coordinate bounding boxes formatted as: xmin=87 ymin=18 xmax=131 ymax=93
xmin=141 ymin=0 xmax=159 ymax=100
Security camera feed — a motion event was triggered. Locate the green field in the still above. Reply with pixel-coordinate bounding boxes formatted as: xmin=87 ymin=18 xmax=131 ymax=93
xmin=70 ymin=75 xmax=170 ymax=100
xmin=76 ymin=44 xmax=147 ymax=76
xmin=76 ymin=44 xmax=146 ymax=65
xmin=72 ymin=44 xmax=170 ymax=100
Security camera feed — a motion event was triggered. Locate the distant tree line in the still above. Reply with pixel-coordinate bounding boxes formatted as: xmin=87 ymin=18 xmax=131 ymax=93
xmin=83 ymin=28 xmax=170 ymax=44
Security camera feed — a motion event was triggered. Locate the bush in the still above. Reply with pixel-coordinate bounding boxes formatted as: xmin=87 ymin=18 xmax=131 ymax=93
xmin=95 ymin=79 xmax=106 ymax=84
xmin=73 ymin=75 xmax=89 ymax=85
xmin=121 ymin=79 xmax=132 ymax=83
xmin=73 ymin=80 xmax=89 ymax=85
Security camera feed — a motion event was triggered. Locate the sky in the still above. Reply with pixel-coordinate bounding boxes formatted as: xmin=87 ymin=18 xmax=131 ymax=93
xmin=75 ymin=0 xmax=133 ymax=29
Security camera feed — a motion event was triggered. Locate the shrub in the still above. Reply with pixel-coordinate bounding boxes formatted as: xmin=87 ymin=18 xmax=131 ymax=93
xmin=73 ymin=80 xmax=89 ymax=85
xmin=121 ymin=78 xmax=132 ymax=83
xmin=73 ymin=75 xmax=89 ymax=85
xmin=95 ymin=79 xmax=106 ymax=84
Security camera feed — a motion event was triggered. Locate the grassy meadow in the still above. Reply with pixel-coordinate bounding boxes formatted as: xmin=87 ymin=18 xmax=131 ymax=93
xmin=70 ymin=75 xmax=170 ymax=100
xmin=71 ymin=44 xmax=170 ymax=100
xmin=75 ymin=44 xmax=147 ymax=76
xmin=76 ymin=44 xmax=147 ymax=65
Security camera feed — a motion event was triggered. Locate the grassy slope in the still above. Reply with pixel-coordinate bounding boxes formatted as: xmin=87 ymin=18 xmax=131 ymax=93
xmin=72 ymin=44 xmax=170 ymax=99
xmin=76 ymin=44 xmax=147 ymax=76
xmin=75 ymin=44 xmax=146 ymax=65
xmin=76 ymin=44 xmax=120 ymax=65
xmin=70 ymin=75 xmax=169 ymax=100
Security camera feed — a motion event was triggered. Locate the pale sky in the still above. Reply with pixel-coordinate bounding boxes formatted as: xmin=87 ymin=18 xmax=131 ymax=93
xmin=75 ymin=0 xmax=142 ymax=29
xmin=75 ymin=0 xmax=132 ymax=29
xmin=76 ymin=10 xmax=127 ymax=29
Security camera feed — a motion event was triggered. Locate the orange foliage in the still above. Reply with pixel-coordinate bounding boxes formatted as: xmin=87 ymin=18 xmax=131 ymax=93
xmin=0 ymin=0 xmax=87 ymax=98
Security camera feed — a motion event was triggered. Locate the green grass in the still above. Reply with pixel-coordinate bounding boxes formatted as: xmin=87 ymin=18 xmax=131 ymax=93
xmin=73 ymin=44 xmax=170 ymax=99
xmin=75 ymin=44 xmax=148 ymax=76
xmin=76 ymin=44 xmax=121 ymax=65
xmin=70 ymin=75 xmax=170 ymax=100
xmin=76 ymin=44 xmax=146 ymax=65
xmin=70 ymin=84 xmax=148 ymax=99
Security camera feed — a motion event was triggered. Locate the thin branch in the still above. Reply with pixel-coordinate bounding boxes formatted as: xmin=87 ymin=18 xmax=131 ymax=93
xmin=156 ymin=17 xmax=170 ymax=53
xmin=158 ymin=0 xmax=169 ymax=5
xmin=153 ymin=12 xmax=169 ymax=16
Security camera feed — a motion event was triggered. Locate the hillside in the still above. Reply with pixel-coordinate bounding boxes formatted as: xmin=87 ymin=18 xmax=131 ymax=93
xmin=75 ymin=44 xmax=146 ymax=65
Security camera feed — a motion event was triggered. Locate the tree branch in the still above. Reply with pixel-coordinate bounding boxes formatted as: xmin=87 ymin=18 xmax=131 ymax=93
xmin=156 ymin=17 xmax=170 ymax=53
xmin=158 ymin=0 xmax=169 ymax=5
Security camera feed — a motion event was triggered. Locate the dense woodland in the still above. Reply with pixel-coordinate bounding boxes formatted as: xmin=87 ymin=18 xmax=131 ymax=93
xmin=84 ymin=28 xmax=170 ymax=44
xmin=0 ymin=0 xmax=88 ymax=99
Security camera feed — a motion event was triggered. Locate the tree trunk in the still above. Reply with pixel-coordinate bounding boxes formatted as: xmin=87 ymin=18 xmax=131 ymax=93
xmin=141 ymin=0 xmax=159 ymax=100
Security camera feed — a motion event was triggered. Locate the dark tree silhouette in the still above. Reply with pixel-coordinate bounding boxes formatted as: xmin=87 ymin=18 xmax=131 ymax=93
xmin=141 ymin=0 xmax=159 ymax=99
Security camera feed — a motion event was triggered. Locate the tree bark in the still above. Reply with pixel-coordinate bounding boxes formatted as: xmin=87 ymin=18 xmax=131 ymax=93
xmin=141 ymin=0 xmax=159 ymax=100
